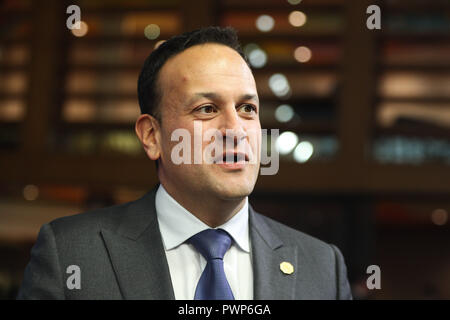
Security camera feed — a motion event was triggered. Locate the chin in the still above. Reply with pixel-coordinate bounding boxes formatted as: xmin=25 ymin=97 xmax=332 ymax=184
xmin=213 ymin=180 xmax=256 ymax=201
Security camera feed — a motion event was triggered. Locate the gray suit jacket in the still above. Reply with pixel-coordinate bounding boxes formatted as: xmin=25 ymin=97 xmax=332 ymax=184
xmin=17 ymin=186 xmax=352 ymax=300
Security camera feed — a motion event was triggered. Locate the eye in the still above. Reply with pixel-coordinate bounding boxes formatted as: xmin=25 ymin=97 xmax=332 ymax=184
xmin=196 ymin=104 xmax=217 ymax=114
xmin=239 ymin=104 xmax=257 ymax=114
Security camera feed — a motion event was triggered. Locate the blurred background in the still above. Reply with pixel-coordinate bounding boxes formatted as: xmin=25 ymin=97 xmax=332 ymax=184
xmin=0 ymin=0 xmax=449 ymax=299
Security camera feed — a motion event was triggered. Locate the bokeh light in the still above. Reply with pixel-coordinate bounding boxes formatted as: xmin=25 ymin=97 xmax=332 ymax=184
xmin=256 ymin=15 xmax=275 ymax=32
xmin=287 ymin=0 xmax=303 ymax=4
xmin=23 ymin=184 xmax=39 ymax=201
xmin=275 ymin=104 xmax=295 ymax=123
xmin=293 ymin=141 xmax=314 ymax=163
xmin=71 ymin=21 xmax=89 ymax=37
xmin=289 ymin=11 xmax=307 ymax=27
xmin=269 ymin=73 xmax=291 ymax=98
xmin=431 ymin=209 xmax=448 ymax=226
xmin=144 ymin=24 xmax=160 ymax=40
xmin=294 ymin=46 xmax=312 ymax=63
xmin=276 ymin=131 xmax=299 ymax=155
xmin=248 ymin=47 xmax=267 ymax=68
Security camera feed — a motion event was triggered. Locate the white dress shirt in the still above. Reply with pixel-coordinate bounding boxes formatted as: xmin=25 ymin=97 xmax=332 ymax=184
xmin=155 ymin=184 xmax=253 ymax=300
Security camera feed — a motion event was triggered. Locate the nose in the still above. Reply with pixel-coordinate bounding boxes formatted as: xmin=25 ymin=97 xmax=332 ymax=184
xmin=218 ymin=107 xmax=247 ymax=146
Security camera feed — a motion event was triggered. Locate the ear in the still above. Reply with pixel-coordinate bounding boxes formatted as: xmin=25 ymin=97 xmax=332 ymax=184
xmin=135 ymin=114 xmax=161 ymax=161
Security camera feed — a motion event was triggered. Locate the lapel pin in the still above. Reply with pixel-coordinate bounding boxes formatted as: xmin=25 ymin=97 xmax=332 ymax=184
xmin=280 ymin=261 xmax=294 ymax=275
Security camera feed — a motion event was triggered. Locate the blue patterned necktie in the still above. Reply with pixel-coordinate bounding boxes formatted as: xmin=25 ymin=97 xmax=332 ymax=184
xmin=189 ymin=228 xmax=235 ymax=300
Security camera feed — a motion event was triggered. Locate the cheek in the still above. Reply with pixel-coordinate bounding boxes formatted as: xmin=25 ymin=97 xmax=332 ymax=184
xmin=159 ymin=124 xmax=181 ymax=160
xmin=247 ymin=125 xmax=262 ymax=150
xmin=160 ymin=122 xmax=198 ymax=164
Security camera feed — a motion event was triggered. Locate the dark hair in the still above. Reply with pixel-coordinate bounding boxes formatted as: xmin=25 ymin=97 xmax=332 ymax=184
xmin=137 ymin=26 xmax=249 ymax=121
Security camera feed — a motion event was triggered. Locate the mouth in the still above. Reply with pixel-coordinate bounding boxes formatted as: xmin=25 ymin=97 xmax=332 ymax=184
xmin=213 ymin=151 xmax=249 ymax=169
xmin=217 ymin=151 xmax=249 ymax=164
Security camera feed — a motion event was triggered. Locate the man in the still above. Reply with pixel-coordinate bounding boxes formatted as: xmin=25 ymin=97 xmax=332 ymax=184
xmin=18 ymin=27 xmax=352 ymax=300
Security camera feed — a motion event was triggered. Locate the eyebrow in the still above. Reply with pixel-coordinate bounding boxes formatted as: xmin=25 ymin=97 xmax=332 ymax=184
xmin=186 ymin=92 xmax=259 ymax=106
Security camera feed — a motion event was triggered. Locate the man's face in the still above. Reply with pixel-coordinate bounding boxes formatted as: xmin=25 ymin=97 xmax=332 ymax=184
xmin=156 ymin=43 xmax=261 ymax=201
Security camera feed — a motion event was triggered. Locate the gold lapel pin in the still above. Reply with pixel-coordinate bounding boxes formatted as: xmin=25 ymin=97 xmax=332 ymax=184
xmin=280 ymin=261 xmax=294 ymax=275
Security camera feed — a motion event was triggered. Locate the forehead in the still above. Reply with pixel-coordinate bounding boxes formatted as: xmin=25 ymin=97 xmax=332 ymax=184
xmin=158 ymin=43 xmax=256 ymax=96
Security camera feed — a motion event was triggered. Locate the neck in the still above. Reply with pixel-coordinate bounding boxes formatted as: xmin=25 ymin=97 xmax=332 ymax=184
xmin=160 ymin=183 xmax=246 ymax=228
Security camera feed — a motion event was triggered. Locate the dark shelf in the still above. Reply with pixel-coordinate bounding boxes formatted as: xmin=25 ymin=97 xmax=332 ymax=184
xmin=56 ymin=122 xmax=134 ymax=132
xmin=81 ymin=6 xmax=179 ymax=14
xmin=0 ymin=37 xmax=30 ymax=45
xmin=67 ymin=64 xmax=142 ymax=71
xmin=270 ymin=121 xmax=336 ymax=134
xmin=381 ymin=64 xmax=450 ymax=73
xmin=375 ymin=124 xmax=450 ymax=139
xmin=0 ymin=92 xmax=27 ymax=100
xmin=384 ymin=2 xmax=450 ymax=12
xmin=0 ymin=64 xmax=29 ymax=72
xmin=219 ymin=5 xmax=343 ymax=13
xmin=64 ymin=92 xmax=137 ymax=100
xmin=379 ymin=96 xmax=450 ymax=104
xmin=378 ymin=34 xmax=450 ymax=42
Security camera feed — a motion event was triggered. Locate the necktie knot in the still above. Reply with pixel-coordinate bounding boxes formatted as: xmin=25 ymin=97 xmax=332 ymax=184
xmin=189 ymin=229 xmax=232 ymax=261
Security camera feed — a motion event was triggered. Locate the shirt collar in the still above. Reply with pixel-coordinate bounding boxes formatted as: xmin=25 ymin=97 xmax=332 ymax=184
xmin=155 ymin=184 xmax=250 ymax=253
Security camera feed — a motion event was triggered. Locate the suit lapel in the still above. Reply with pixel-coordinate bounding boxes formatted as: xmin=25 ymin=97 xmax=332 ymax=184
xmin=100 ymin=187 xmax=175 ymax=300
xmin=250 ymin=206 xmax=298 ymax=300
xmin=99 ymin=187 xmax=299 ymax=300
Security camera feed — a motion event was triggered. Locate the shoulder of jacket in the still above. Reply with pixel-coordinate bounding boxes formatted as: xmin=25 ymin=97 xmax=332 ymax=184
xmin=253 ymin=211 xmax=332 ymax=253
xmin=47 ymin=199 xmax=135 ymax=236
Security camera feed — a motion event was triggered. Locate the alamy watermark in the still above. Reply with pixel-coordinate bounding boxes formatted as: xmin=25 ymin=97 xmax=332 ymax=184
xmin=169 ymin=121 xmax=279 ymax=175
xmin=66 ymin=5 xmax=81 ymax=30
xmin=66 ymin=264 xmax=81 ymax=290
xmin=366 ymin=264 xmax=381 ymax=290
xmin=366 ymin=5 xmax=381 ymax=30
